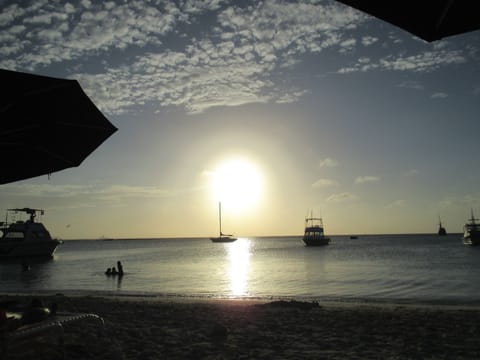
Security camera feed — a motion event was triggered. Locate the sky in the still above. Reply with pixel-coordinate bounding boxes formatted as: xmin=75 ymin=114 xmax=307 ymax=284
xmin=1 ymin=0 xmax=479 ymax=239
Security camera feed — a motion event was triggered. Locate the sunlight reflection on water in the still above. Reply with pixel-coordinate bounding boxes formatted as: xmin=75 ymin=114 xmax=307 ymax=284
xmin=227 ymin=238 xmax=252 ymax=296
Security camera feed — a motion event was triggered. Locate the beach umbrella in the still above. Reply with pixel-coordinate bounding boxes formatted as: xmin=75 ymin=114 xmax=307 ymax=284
xmin=0 ymin=69 xmax=117 ymax=184
xmin=335 ymin=0 xmax=480 ymax=42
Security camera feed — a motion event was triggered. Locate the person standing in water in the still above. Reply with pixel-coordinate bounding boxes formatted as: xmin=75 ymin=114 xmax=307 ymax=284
xmin=117 ymin=261 xmax=124 ymax=276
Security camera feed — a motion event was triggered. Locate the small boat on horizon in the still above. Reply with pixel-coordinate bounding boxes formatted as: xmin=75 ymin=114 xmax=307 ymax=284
xmin=438 ymin=217 xmax=447 ymax=236
xmin=463 ymin=209 xmax=480 ymax=245
xmin=0 ymin=208 xmax=61 ymax=258
xmin=302 ymin=213 xmax=330 ymax=246
xmin=210 ymin=202 xmax=237 ymax=243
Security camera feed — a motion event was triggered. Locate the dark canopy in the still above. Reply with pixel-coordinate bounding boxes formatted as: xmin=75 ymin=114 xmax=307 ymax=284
xmin=336 ymin=0 xmax=480 ymax=42
xmin=0 ymin=69 xmax=117 ymax=184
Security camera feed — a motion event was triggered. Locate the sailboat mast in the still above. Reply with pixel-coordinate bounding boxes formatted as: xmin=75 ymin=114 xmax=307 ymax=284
xmin=219 ymin=202 xmax=222 ymax=236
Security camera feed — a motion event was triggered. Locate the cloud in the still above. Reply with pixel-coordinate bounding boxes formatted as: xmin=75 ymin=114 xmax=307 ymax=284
xmin=403 ymin=169 xmax=419 ymax=177
xmin=0 ymin=1 xmax=185 ymax=70
xmin=397 ymin=81 xmax=424 ymax=90
xmin=319 ymin=157 xmax=339 ymax=168
xmin=2 ymin=1 xmax=472 ymax=116
xmin=312 ymin=178 xmax=338 ymax=188
xmin=0 ymin=1 xmax=366 ymax=114
xmin=338 ymin=48 xmax=467 ymax=74
xmin=385 ymin=200 xmax=406 ymax=208
xmin=326 ymin=192 xmax=358 ymax=203
xmin=431 ymin=92 xmax=448 ymax=99
xmin=438 ymin=193 xmax=480 ymax=209
xmin=0 ymin=183 xmax=174 ymax=205
xmin=354 ymin=176 xmax=380 ymax=184
xmin=361 ymin=36 xmax=378 ymax=46
xmin=339 ymin=38 xmax=356 ymax=53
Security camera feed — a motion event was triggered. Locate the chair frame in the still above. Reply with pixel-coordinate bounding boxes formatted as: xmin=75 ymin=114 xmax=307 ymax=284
xmin=2 ymin=312 xmax=104 ymax=359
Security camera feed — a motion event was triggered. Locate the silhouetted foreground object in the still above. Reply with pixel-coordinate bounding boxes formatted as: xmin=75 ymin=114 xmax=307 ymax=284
xmin=1 ymin=297 xmax=104 ymax=358
xmin=335 ymin=0 xmax=480 ymax=42
xmin=0 ymin=69 xmax=117 ymax=184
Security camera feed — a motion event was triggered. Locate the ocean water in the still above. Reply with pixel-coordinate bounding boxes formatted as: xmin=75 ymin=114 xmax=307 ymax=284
xmin=1 ymin=234 xmax=480 ymax=305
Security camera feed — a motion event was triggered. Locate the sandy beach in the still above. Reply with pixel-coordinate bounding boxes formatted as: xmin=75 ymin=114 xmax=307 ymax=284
xmin=2 ymin=294 xmax=480 ymax=359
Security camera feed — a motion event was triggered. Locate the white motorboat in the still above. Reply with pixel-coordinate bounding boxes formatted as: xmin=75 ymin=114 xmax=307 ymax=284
xmin=463 ymin=209 xmax=480 ymax=246
xmin=0 ymin=208 xmax=61 ymax=258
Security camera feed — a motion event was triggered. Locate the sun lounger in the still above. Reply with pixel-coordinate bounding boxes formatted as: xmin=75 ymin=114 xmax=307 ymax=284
xmin=2 ymin=312 xmax=104 ymax=359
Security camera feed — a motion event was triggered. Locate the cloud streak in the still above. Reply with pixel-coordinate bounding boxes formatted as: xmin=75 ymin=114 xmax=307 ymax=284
xmin=312 ymin=178 xmax=338 ymax=188
xmin=326 ymin=192 xmax=357 ymax=203
xmin=338 ymin=48 xmax=467 ymax=74
xmin=0 ymin=183 xmax=176 ymax=205
xmin=319 ymin=157 xmax=339 ymax=168
xmin=354 ymin=176 xmax=380 ymax=184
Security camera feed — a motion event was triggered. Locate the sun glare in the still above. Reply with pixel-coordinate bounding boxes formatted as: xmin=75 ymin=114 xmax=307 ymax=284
xmin=210 ymin=158 xmax=263 ymax=212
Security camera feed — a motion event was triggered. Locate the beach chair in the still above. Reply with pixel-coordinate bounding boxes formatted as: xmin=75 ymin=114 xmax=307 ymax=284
xmin=1 ymin=312 xmax=104 ymax=359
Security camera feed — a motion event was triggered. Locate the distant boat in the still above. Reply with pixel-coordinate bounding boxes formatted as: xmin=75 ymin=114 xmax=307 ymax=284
xmin=463 ymin=209 xmax=480 ymax=245
xmin=438 ymin=217 xmax=447 ymax=236
xmin=0 ymin=208 xmax=61 ymax=258
xmin=210 ymin=202 xmax=237 ymax=243
xmin=302 ymin=214 xmax=330 ymax=246
xmin=349 ymin=235 xmax=359 ymax=239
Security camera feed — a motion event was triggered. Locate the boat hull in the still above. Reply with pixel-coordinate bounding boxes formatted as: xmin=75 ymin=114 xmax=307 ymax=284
xmin=210 ymin=237 xmax=237 ymax=243
xmin=0 ymin=239 xmax=61 ymax=258
xmin=302 ymin=237 xmax=330 ymax=246
xmin=463 ymin=231 xmax=480 ymax=246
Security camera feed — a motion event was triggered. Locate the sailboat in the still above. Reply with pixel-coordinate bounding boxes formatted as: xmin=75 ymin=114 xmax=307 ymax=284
xmin=437 ymin=216 xmax=447 ymax=236
xmin=210 ymin=202 xmax=237 ymax=243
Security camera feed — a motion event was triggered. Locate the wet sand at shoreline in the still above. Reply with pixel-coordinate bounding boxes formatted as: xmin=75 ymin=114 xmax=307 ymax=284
xmin=2 ymin=294 xmax=480 ymax=359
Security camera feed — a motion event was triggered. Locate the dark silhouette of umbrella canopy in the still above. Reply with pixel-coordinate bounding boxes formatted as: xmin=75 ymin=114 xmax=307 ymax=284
xmin=336 ymin=0 xmax=480 ymax=42
xmin=0 ymin=69 xmax=117 ymax=184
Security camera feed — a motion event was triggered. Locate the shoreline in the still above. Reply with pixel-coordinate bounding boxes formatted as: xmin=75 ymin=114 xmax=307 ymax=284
xmin=3 ymin=289 xmax=480 ymax=310
xmin=3 ymin=292 xmax=480 ymax=359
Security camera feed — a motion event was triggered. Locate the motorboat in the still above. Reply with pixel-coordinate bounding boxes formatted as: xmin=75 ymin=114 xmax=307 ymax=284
xmin=463 ymin=209 xmax=480 ymax=245
xmin=302 ymin=215 xmax=330 ymax=246
xmin=438 ymin=217 xmax=447 ymax=236
xmin=0 ymin=208 xmax=61 ymax=258
xmin=210 ymin=202 xmax=237 ymax=243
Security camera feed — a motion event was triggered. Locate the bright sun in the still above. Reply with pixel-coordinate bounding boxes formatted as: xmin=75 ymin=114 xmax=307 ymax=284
xmin=210 ymin=158 xmax=263 ymax=212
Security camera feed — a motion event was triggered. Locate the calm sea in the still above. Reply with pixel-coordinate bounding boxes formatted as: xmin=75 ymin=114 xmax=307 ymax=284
xmin=1 ymin=234 xmax=480 ymax=305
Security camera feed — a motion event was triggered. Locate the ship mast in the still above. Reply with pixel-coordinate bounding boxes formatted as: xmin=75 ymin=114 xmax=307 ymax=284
xmin=219 ymin=202 xmax=222 ymax=236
